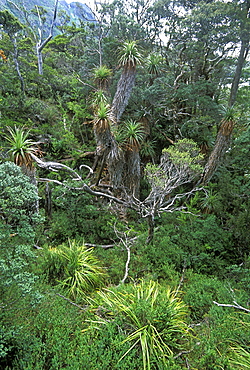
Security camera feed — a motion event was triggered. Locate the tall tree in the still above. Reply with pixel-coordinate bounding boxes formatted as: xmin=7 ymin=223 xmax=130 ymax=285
xmin=201 ymin=0 xmax=250 ymax=185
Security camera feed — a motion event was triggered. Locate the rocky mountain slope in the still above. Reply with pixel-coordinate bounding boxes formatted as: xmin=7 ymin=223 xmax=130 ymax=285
xmin=0 ymin=0 xmax=95 ymax=27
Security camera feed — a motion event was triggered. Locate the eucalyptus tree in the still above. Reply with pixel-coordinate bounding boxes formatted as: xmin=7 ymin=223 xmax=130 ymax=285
xmin=32 ymin=0 xmax=59 ymax=75
xmin=2 ymin=0 xmax=59 ymax=75
xmin=200 ymin=0 xmax=250 ymax=184
xmin=99 ymin=0 xmax=172 ymax=46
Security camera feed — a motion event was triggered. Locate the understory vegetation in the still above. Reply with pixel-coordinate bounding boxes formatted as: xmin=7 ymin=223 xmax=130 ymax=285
xmin=1 ymin=0 xmax=250 ymax=368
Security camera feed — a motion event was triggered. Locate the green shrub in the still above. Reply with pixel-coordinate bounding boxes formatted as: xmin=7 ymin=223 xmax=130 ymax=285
xmin=0 ymin=162 xmax=42 ymax=304
xmin=0 ymin=325 xmax=20 ymax=369
xmin=153 ymin=212 xmax=231 ymax=275
xmin=182 ymin=273 xmax=230 ymax=320
xmin=47 ymin=187 xmax=117 ymax=244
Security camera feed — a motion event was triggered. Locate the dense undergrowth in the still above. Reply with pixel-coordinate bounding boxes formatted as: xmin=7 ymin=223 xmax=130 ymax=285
xmin=1 ymin=163 xmax=250 ymax=369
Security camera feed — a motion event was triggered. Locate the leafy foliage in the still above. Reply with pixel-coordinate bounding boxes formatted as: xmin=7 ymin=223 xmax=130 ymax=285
xmin=0 ymin=162 xmax=42 ymax=308
xmin=0 ymin=162 xmax=40 ymax=237
xmin=118 ymin=40 xmax=143 ymax=67
xmin=119 ymin=119 xmax=145 ymax=150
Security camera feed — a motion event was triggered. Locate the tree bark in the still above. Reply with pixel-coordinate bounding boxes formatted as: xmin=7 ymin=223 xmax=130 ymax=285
xmin=229 ymin=0 xmax=250 ymax=107
xmin=123 ymin=148 xmax=141 ymax=197
xmin=45 ymin=182 xmax=52 ymax=219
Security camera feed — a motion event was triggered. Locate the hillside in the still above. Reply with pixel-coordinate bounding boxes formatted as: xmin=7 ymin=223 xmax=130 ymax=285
xmin=0 ymin=0 xmax=95 ymax=27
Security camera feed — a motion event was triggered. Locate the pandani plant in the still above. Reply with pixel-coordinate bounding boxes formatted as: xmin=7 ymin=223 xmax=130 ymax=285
xmin=92 ymin=279 xmax=190 ymax=370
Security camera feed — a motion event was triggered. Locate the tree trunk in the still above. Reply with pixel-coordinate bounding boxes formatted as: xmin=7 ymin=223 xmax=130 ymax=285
xmin=107 ymin=141 xmax=124 ymax=192
xmin=229 ymin=37 xmax=249 ymax=107
xmin=45 ymin=182 xmax=52 ymax=219
xmin=12 ymin=36 xmax=25 ymax=93
xmin=93 ymin=119 xmax=124 ymax=189
xmin=22 ymin=165 xmax=39 ymax=213
xmin=201 ymin=119 xmax=234 ymax=185
xmin=37 ymin=47 xmax=44 ymax=75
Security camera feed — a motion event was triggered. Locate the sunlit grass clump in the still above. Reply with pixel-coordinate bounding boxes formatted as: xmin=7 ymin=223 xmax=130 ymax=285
xmin=46 ymin=240 xmax=106 ymax=299
xmin=94 ymin=280 xmax=190 ymax=370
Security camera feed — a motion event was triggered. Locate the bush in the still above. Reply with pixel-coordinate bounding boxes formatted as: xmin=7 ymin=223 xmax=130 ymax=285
xmin=0 ymin=162 xmax=42 ymax=304
xmin=47 ymin=187 xmax=117 ymax=244
xmin=182 ymin=273 xmax=230 ymax=320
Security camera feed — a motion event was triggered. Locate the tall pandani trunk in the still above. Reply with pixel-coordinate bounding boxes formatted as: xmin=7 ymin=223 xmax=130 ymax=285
xmin=93 ymin=118 xmax=124 ymax=189
xmin=93 ymin=118 xmax=113 ymax=185
xmin=109 ymin=65 xmax=136 ymax=123
xmin=201 ymin=118 xmax=235 ymax=185
xmin=123 ymin=148 xmax=141 ymax=198
xmin=201 ymin=6 xmax=250 ymax=186
xmin=107 ymin=141 xmax=124 ymax=192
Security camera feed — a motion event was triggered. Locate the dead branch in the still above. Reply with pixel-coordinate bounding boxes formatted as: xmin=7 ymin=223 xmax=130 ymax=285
xmin=85 ymin=243 xmax=115 ymax=249
xmin=213 ymin=300 xmax=250 ymax=313
xmin=113 ymin=226 xmax=138 ymax=284
xmin=32 ymin=152 xmax=202 ymax=244
xmin=31 ymin=152 xmax=127 ymax=205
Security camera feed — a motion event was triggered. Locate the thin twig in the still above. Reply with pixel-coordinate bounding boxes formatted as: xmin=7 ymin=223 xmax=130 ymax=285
xmin=174 ymin=349 xmax=192 ymax=359
xmin=55 ymin=293 xmax=88 ymax=311
xmin=174 ymin=260 xmax=186 ymax=297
